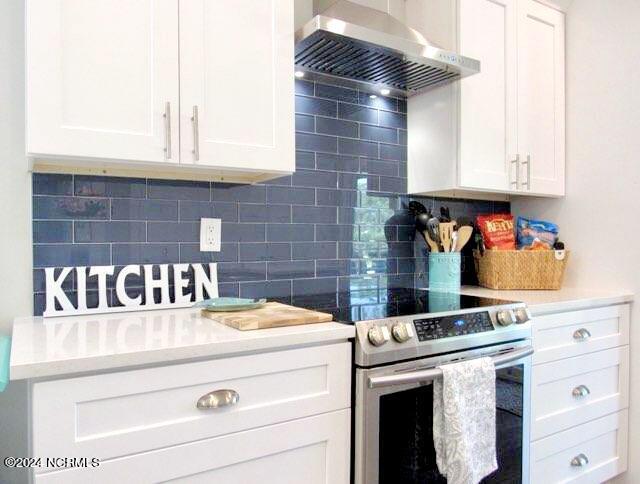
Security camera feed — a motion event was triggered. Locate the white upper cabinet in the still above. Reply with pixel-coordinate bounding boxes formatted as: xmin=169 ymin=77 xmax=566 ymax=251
xmin=517 ymin=0 xmax=565 ymax=196
xmin=26 ymin=0 xmax=180 ymax=164
xmin=179 ymin=0 xmax=294 ymax=174
xmin=407 ymin=0 xmax=565 ymax=200
xmin=25 ymin=0 xmax=295 ymax=182
xmin=458 ymin=0 xmax=518 ymax=192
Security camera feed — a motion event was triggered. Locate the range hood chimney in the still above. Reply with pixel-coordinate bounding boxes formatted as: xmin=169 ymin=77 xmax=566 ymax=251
xmin=295 ymin=0 xmax=480 ymax=96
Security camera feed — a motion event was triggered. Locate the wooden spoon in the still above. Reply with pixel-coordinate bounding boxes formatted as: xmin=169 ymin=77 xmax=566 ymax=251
xmin=455 ymin=225 xmax=474 ymax=252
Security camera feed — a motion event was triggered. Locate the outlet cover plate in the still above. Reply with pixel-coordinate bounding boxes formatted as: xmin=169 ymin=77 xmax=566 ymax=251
xmin=200 ymin=218 xmax=221 ymax=252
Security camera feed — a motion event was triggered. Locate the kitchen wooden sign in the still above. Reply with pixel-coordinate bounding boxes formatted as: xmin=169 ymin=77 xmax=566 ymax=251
xmin=43 ymin=263 xmax=218 ymax=318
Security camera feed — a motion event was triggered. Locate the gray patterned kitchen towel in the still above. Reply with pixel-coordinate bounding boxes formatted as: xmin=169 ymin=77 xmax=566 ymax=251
xmin=433 ymin=357 xmax=498 ymax=484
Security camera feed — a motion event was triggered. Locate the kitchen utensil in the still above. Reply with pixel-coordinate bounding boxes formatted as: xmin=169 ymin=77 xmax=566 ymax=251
xmin=439 ymin=222 xmax=454 ymax=252
xmin=200 ymin=302 xmax=333 ymax=330
xmin=414 ymin=213 xmax=439 ymax=251
xmin=451 ymin=231 xmax=458 ymax=253
xmin=408 ymin=201 xmax=428 ymax=215
xmin=427 ymin=216 xmax=441 ymax=249
xmin=440 ymin=206 xmax=451 ymax=222
xmin=416 ymin=213 xmax=431 ymax=231
xmin=194 ymin=297 xmax=267 ymax=312
xmin=455 ymin=226 xmax=474 ymax=252
xmin=423 ymin=230 xmax=440 ymax=252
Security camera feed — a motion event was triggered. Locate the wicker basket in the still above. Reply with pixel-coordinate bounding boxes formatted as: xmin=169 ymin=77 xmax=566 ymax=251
xmin=474 ymin=249 xmax=569 ymax=290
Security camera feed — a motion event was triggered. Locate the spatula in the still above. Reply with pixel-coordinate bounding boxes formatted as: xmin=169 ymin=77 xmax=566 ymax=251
xmin=439 ymin=222 xmax=454 ymax=252
xmin=422 ymin=230 xmax=440 ymax=252
xmin=455 ymin=225 xmax=474 ymax=252
xmin=427 ymin=216 xmax=441 ymax=250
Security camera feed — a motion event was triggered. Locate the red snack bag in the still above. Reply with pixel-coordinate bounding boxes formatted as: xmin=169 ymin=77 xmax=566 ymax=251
xmin=476 ymin=214 xmax=516 ymax=250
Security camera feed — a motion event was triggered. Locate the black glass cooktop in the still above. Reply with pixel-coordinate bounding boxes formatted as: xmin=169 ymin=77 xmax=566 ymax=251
xmin=293 ymin=288 xmax=517 ymax=324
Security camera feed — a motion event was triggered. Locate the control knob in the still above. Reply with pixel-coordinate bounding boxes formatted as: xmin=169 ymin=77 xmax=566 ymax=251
xmin=367 ymin=325 xmax=390 ymax=347
xmin=496 ymin=309 xmax=516 ymax=326
xmin=391 ymin=322 xmax=414 ymax=343
xmin=514 ymin=308 xmax=532 ymax=324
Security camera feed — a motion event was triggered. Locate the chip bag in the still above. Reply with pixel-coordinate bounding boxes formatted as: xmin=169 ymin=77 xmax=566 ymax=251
xmin=516 ymin=216 xmax=559 ymax=250
xmin=476 ymin=214 xmax=516 ymax=250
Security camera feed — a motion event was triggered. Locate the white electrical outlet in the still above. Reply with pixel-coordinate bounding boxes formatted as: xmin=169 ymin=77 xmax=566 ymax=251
xmin=200 ymin=218 xmax=221 ymax=252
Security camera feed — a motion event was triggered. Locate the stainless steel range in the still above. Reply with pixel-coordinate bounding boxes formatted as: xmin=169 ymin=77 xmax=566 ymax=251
xmin=298 ymin=288 xmax=533 ymax=484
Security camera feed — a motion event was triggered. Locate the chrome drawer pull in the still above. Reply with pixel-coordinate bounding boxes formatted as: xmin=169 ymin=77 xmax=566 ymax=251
xmin=191 ymin=105 xmax=200 ymax=161
xmin=570 ymin=453 xmax=589 ymax=467
xmin=510 ymin=154 xmax=520 ymax=188
xmin=572 ymin=385 xmax=590 ymax=398
xmin=522 ymin=153 xmax=531 ymax=189
xmin=163 ymin=101 xmax=172 ymax=159
xmin=573 ymin=328 xmax=591 ymax=341
xmin=196 ymin=389 xmax=239 ymax=409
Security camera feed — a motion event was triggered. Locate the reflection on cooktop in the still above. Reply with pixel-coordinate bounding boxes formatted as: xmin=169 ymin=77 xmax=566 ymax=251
xmin=293 ymin=288 xmax=517 ymax=323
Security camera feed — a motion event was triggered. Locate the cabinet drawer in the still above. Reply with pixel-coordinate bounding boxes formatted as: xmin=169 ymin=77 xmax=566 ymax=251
xmin=532 ymin=305 xmax=629 ymax=365
xmin=531 ymin=410 xmax=628 ymax=484
xmin=35 ymin=408 xmax=350 ymax=484
xmin=32 ymin=343 xmax=351 ymax=471
xmin=532 ymin=346 xmax=628 ymax=440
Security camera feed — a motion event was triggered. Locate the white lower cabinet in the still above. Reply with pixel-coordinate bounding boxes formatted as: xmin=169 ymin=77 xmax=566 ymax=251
xmin=530 ymin=304 xmax=630 ymax=483
xmin=532 ymin=346 xmax=629 ymax=440
xmin=531 ymin=410 xmax=628 ymax=484
xmin=29 ymin=343 xmax=352 ymax=483
xmin=35 ymin=409 xmax=351 ymax=484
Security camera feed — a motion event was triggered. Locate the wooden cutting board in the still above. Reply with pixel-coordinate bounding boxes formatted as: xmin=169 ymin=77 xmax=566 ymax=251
xmin=200 ymin=302 xmax=333 ymax=330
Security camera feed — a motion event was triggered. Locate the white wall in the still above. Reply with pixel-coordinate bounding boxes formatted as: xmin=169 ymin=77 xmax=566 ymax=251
xmin=511 ymin=1 xmax=640 ymax=481
xmin=0 ymin=2 xmax=32 ymax=330
xmin=0 ymin=3 xmax=32 ymax=483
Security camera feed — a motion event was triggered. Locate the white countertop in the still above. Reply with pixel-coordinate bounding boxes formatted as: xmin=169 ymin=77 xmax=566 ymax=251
xmin=10 ymin=307 xmax=355 ymax=380
xmin=460 ymin=286 xmax=633 ymax=315
xmin=11 ymin=287 xmax=633 ymax=381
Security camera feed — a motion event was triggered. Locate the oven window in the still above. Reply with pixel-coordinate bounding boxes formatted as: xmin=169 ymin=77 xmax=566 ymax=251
xmin=379 ymin=365 xmax=524 ymax=484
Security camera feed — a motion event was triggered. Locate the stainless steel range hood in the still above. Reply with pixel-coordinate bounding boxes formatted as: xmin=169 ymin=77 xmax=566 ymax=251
xmin=295 ymin=0 xmax=480 ymax=96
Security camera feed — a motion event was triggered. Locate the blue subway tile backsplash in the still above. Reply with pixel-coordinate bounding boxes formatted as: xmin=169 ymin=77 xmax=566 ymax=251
xmin=74 ymin=175 xmax=146 ymax=198
xmin=147 ymin=179 xmax=210 ymax=201
xmin=33 ymin=221 xmax=73 ymax=243
xmin=32 ymin=174 xmax=73 ymax=196
xmin=31 ymin=78 xmax=507 ymax=316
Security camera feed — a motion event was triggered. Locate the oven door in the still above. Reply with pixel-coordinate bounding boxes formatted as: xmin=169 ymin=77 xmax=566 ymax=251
xmin=354 ymin=341 xmax=532 ymax=484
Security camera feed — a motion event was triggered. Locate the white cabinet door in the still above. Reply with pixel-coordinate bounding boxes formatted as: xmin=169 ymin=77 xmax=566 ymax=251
xmin=35 ymin=409 xmax=351 ymax=484
xmin=26 ymin=0 xmax=180 ymax=163
xmin=531 ymin=346 xmax=629 ymax=440
xmin=517 ymin=0 xmax=565 ymax=195
xmin=179 ymin=0 xmax=295 ymax=174
xmin=31 ymin=343 xmax=351 ymax=467
xmin=531 ymin=410 xmax=628 ymax=484
xmin=458 ymin=0 xmax=518 ymax=192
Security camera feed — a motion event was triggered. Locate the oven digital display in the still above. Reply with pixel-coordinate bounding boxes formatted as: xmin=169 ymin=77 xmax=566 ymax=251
xmin=413 ymin=311 xmax=494 ymax=341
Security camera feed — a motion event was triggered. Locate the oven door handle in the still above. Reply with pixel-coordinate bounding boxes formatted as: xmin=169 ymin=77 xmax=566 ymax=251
xmin=367 ymin=346 xmax=534 ymax=389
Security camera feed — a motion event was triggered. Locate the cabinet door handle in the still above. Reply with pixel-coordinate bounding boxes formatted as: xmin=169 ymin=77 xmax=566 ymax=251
xmin=572 ymin=384 xmax=590 ymax=398
xmin=573 ymin=328 xmax=591 ymax=342
xmin=163 ymin=102 xmax=172 ymax=160
xmin=191 ymin=105 xmax=200 ymax=161
xmin=522 ymin=153 xmax=531 ymax=189
xmin=510 ymin=154 xmax=520 ymax=189
xmin=196 ymin=389 xmax=239 ymax=409
xmin=570 ymin=453 xmax=589 ymax=467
